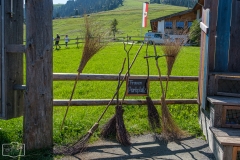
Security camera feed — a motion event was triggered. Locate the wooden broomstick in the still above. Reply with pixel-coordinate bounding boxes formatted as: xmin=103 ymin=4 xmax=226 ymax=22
xmin=144 ymin=43 xmax=161 ymax=130
xmin=61 ymin=16 xmax=108 ymax=130
xmin=101 ymin=42 xmax=134 ymax=145
xmin=153 ymin=44 xmax=185 ymax=141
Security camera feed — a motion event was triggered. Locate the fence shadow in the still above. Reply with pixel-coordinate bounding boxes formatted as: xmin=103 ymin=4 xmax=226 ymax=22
xmin=65 ymin=134 xmax=215 ymax=160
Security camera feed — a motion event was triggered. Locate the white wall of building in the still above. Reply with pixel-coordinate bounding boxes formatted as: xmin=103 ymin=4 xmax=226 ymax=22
xmin=157 ymin=20 xmax=165 ymax=33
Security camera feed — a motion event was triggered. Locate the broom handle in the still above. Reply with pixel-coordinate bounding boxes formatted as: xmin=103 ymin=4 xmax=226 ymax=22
xmin=61 ymin=71 xmax=81 ymax=130
xmin=120 ymin=42 xmax=134 ymax=105
xmin=117 ymin=58 xmax=126 ymax=106
xmin=153 ymin=44 xmax=166 ymax=99
xmin=97 ymin=43 xmax=144 ymax=123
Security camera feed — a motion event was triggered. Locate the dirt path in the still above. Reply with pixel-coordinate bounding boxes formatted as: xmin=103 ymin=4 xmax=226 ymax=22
xmin=60 ymin=134 xmax=215 ymax=160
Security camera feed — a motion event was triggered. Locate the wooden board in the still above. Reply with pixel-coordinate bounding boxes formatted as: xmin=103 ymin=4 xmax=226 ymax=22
xmin=207 ymin=96 xmax=240 ymax=105
xmin=222 ymin=106 xmax=240 ymax=128
xmin=215 ymin=0 xmax=232 ymax=71
xmin=198 ymin=8 xmax=210 ymax=109
xmin=232 ymin=147 xmax=240 ymax=160
xmin=228 ymin=0 xmax=240 ymax=72
xmin=208 ymin=0 xmax=219 ymax=72
xmin=210 ymin=127 xmax=240 ymax=146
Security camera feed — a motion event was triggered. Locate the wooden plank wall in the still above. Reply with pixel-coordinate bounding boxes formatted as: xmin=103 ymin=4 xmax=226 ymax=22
xmin=215 ymin=0 xmax=232 ymax=72
xmin=228 ymin=0 xmax=240 ymax=72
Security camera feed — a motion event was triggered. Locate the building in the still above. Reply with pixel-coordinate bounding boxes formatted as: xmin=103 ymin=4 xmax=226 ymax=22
xmin=149 ymin=0 xmax=204 ymax=35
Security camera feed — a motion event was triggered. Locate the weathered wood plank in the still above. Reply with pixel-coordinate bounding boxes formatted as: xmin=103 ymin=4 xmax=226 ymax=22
xmin=24 ymin=0 xmax=53 ymax=150
xmin=53 ymin=73 xmax=198 ymax=81
xmin=223 ymin=146 xmax=233 ymax=160
xmin=232 ymin=147 xmax=240 ymax=160
xmin=53 ymin=99 xmax=198 ymax=106
xmin=208 ymin=0 xmax=219 ymax=71
xmin=210 ymin=127 xmax=240 ymax=146
xmin=207 ymin=96 xmax=240 ymax=105
xmin=228 ymin=0 xmax=240 ymax=72
xmin=0 ymin=0 xmax=24 ymax=119
xmin=215 ymin=0 xmax=232 ymax=71
xmin=5 ymin=44 xmax=25 ymax=53
xmin=199 ymin=8 xmax=210 ymax=109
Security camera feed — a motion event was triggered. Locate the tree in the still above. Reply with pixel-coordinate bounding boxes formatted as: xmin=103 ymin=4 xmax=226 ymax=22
xmin=189 ymin=20 xmax=201 ymax=46
xmin=111 ymin=18 xmax=118 ymax=40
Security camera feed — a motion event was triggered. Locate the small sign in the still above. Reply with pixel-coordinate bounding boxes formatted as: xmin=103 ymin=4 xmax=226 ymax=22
xmin=126 ymin=77 xmax=149 ymax=96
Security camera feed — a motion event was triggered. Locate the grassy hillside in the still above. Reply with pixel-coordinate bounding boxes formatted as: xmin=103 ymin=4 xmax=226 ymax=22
xmin=53 ymin=0 xmax=188 ymax=38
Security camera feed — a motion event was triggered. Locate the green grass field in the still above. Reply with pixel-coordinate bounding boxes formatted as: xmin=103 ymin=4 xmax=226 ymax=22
xmin=0 ymin=1 xmax=201 ymax=159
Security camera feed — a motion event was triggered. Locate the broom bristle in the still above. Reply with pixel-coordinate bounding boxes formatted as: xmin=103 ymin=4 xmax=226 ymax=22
xmin=160 ymin=97 xmax=186 ymax=141
xmin=116 ymin=105 xmax=131 ymax=146
xmin=100 ymin=114 xmax=117 ymax=138
xmin=146 ymin=96 xmax=161 ymax=130
xmin=162 ymin=39 xmax=182 ymax=76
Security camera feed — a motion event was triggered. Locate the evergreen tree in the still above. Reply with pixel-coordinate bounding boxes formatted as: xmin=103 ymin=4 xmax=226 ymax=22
xmin=189 ymin=20 xmax=201 ymax=46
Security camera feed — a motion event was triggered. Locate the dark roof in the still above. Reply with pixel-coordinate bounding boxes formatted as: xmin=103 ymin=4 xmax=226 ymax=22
xmin=150 ymin=9 xmax=192 ymax=22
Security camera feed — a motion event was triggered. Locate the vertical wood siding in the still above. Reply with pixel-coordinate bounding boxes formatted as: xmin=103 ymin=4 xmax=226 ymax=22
xmin=228 ymin=0 xmax=240 ymax=72
xmin=215 ymin=0 xmax=232 ymax=71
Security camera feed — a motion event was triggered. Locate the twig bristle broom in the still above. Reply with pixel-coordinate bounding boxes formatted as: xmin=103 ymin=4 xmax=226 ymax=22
xmin=61 ymin=15 xmax=108 ymax=131
xmin=101 ymin=42 xmax=134 ymax=145
xmin=162 ymin=39 xmax=183 ymax=97
xmin=144 ymin=43 xmax=161 ymax=130
xmin=153 ymin=43 xmax=185 ymax=140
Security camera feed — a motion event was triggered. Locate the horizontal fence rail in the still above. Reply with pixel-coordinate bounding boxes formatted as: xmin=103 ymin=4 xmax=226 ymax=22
xmin=14 ymin=73 xmax=199 ymax=106
xmin=53 ymin=99 xmax=198 ymax=106
xmin=53 ymin=73 xmax=199 ymax=81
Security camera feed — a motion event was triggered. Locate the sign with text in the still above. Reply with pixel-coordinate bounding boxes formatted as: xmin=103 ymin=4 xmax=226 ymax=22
xmin=126 ymin=77 xmax=149 ymax=96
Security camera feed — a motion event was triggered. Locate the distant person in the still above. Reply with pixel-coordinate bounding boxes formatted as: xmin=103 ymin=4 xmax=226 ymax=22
xmin=55 ymin=34 xmax=61 ymax=50
xmin=64 ymin=35 xmax=70 ymax=48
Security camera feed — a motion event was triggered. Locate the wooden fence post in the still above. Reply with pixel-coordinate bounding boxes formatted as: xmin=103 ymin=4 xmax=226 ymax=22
xmin=24 ymin=0 xmax=53 ymax=150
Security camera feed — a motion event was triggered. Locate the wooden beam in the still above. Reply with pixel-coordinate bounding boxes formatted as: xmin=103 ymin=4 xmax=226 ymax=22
xmin=53 ymin=99 xmax=198 ymax=106
xmin=53 ymin=73 xmax=198 ymax=81
xmin=5 ymin=44 xmax=25 ymax=53
xmin=24 ymin=0 xmax=53 ymax=151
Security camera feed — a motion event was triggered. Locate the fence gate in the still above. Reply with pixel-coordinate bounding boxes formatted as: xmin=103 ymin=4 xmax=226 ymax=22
xmin=0 ymin=0 xmax=24 ymax=119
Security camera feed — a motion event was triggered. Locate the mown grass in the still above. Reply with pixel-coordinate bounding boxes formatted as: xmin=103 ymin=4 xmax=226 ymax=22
xmin=0 ymin=0 xmax=201 ymax=159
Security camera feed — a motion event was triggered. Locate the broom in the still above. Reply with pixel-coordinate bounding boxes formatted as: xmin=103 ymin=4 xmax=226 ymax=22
xmin=101 ymin=42 xmax=134 ymax=144
xmin=60 ymin=15 xmax=108 ymax=130
xmin=100 ymin=58 xmax=126 ymax=139
xmin=153 ymin=44 xmax=185 ymax=141
xmin=162 ymin=39 xmax=182 ymax=97
xmin=144 ymin=43 xmax=161 ymax=130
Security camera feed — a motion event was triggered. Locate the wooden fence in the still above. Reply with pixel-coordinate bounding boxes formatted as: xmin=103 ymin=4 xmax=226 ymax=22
xmin=14 ymin=73 xmax=199 ymax=106
xmin=51 ymin=35 xmax=145 ymax=48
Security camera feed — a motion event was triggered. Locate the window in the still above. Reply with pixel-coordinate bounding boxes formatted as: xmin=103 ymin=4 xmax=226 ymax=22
xmin=154 ymin=34 xmax=162 ymax=38
xmin=188 ymin=21 xmax=193 ymax=28
xmin=165 ymin=21 xmax=172 ymax=29
xmin=176 ymin=21 xmax=184 ymax=29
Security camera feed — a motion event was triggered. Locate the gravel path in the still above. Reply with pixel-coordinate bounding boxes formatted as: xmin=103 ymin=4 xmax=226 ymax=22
xmin=60 ymin=134 xmax=215 ymax=160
